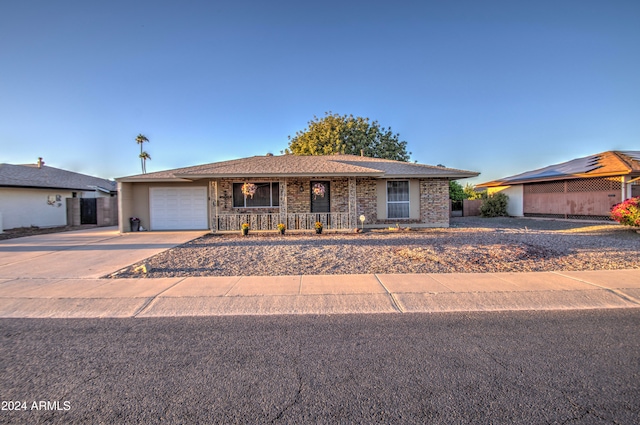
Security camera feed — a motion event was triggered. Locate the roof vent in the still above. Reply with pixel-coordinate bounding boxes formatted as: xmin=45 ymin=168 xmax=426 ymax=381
xmin=37 ymin=157 xmax=45 ymax=168
xmin=266 ymin=152 xmax=274 ymax=156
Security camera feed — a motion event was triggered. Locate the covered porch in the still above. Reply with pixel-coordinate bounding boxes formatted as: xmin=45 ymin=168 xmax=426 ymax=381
xmin=209 ymin=177 xmax=358 ymax=232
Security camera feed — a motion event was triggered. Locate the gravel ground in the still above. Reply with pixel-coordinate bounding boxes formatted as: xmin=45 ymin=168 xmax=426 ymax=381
xmin=0 ymin=224 xmax=98 ymax=241
xmin=111 ymin=217 xmax=640 ymax=278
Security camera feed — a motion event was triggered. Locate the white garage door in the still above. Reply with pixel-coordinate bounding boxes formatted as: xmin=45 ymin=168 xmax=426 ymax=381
xmin=150 ymin=187 xmax=208 ymax=230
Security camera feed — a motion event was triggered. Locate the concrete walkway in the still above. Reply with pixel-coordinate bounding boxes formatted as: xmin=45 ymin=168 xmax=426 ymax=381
xmin=0 ymin=227 xmax=638 ymax=318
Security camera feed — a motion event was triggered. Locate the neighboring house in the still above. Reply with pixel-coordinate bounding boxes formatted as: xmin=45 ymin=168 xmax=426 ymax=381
xmin=477 ymin=151 xmax=640 ymax=219
xmin=116 ymin=154 xmax=478 ymax=232
xmin=0 ymin=158 xmax=118 ymax=230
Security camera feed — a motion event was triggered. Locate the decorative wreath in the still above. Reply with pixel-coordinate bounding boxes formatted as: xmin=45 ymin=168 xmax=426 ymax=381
xmin=312 ymin=183 xmax=325 ymax=199
xmin=241 ymin=183 xmax=257 ymax=198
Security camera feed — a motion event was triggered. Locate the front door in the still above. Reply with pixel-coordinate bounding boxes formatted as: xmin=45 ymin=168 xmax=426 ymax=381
xmin=310 ymin=181 xmax=330 ymax=213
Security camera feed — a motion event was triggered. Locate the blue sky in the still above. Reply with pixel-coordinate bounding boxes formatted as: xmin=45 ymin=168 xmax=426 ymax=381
xmin=1 ymin=0 xmax=638 ymax=185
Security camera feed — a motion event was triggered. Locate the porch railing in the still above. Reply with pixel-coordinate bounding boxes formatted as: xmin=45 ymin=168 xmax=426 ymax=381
xmin=214 ymin=213 xmax=351 ymax=231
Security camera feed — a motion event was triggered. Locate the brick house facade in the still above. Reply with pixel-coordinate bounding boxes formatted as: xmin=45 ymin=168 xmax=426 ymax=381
xmin=117 ymin=154 xmax=477 ymax=232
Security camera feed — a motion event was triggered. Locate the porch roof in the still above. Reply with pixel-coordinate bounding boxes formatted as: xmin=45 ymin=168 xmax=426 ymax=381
xmin=117 ymin=154 xmax=478 ymax=182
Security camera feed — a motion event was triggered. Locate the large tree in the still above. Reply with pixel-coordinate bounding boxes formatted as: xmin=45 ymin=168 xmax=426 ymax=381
xmin=284 ymin=112 xmax=411 ymax=161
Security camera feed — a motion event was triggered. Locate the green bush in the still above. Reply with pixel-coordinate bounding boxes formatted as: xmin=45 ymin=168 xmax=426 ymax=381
xmin=480 ymin=193 xmax=509 ymax=217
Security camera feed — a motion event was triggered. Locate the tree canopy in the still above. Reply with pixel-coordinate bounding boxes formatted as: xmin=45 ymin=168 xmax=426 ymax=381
xmin=449 ymin=181 xmax=466 ymax=202
xmin=463 ymin=183 xmax=484 ymax=200
xmin=285 ymin=112 xmax=411 ymax=161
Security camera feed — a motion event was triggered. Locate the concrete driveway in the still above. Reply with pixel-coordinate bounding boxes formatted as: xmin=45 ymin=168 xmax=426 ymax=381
xmin=0 ymin=227 xmax=206 ymax=279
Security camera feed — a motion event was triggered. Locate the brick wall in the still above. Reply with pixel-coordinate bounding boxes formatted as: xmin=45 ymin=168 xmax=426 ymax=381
xmin=355 ymin=178 xmax=377 ymax=221
xmin=330 ymin=178 xmax=349 ymax=213
xmin=213 ymin=176 xmax=450 ymax=227
xmin=287 ymin=177 xmax=352 ymax=213
xmin=66 ymin=197 xmax=118 ymax=227
xmin=215 ymin=178 xmax=280 ymax=214
xmin=66 ymin=198 xmax=81 ymax=226
xmin=286 ymin=178 xmax=310 ymax=214
xmin=97 ymin=197 xmax=118 ymax=226
xmin=420 ymin=178 xmax=450 ymax=226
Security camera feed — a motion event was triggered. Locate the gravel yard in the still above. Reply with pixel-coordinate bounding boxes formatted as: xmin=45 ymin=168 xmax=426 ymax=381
xmin=111 ymin=217 xmax=640 ymax=278
xmin=0 ymin=224 xmax=98 ymax=241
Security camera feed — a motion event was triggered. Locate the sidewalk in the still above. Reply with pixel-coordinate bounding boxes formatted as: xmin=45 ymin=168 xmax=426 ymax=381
xmin=0 ymin=270 xmax=638 ymax=318
xmin=0 ymin=227 xmax=638 ymax=318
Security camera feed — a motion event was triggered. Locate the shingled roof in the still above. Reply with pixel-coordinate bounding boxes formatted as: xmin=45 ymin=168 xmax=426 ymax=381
xmin=0 ymin=163 xmax=116 ymax=192
xmin=116 ymin=154 xmax=478 ymax=182
xmin=477 ymin=151 xmax=640 ymax=187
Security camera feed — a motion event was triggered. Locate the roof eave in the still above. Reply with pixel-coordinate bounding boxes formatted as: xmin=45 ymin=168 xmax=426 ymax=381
xmin=116 ymin=177 xmax=195 ymax=183
xmin=117 ymin=171 xmax=481 ymax=181
xmin=380 ymin=173 xmax=479 ymax=179
xmin=172 ymin=172 xmax=385 ymax=179
xmin=0 ymin=184 xmax=97 ymax=191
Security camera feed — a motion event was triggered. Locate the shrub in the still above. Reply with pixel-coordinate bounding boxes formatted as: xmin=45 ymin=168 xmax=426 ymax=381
xmin=480 ymin=193 xmax=509 ymax=217
xmin=610 ymin=197 xmax=640 ymax=227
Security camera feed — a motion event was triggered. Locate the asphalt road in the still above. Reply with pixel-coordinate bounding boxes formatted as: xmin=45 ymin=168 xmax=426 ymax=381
xmin=1 ymin=310 xmax=639 ymax=424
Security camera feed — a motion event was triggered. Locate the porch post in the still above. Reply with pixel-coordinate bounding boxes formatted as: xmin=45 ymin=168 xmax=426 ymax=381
xmin=348 ymin=177 xmax=357 ymax=229
xmin=280 ymin=179 xmax=287 ymax=226
xmin=622 ymin=176 xmax=631 ymax=200
xmin=211 ymin=180 xmax=218 ymax=233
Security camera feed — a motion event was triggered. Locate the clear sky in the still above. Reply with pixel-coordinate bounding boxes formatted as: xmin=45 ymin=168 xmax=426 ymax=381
xmin=1 ymin=0 xmax=638 ymax=185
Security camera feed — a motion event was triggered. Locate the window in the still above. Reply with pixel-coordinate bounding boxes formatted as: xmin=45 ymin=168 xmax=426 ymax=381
xmin=387 ymin=181 xmax=410 ymax=218
xmin=233 ymin=182 xmax=280 ymax=208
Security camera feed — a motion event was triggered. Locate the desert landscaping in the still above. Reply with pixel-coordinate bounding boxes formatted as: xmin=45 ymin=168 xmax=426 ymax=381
xmin=112 ymin=217 xmax=640 ymax=278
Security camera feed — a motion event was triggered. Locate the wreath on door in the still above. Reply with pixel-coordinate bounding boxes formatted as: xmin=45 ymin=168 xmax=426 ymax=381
xmin=312 ymin=183 xmax=326 ymax=200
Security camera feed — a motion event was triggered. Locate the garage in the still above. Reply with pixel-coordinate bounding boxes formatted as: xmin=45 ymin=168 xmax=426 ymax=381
xmin=149 ymin=187 xmax=209 ymax=230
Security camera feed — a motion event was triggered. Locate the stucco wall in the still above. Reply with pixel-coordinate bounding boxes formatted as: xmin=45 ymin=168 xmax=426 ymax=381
xmin=118 ymin=181 xmax=209 ymax=232
xmin=488 ymin=185 xmax=524 ymax=217
xmin=0 ymin=187 xmax=73 ymax=229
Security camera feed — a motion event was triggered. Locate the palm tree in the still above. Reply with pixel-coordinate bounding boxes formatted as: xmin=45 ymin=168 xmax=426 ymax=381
xmin=135 ymin=134 xmax=150 ymax=173
xmin=139 ymin=151 xmax=151 ymax=174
